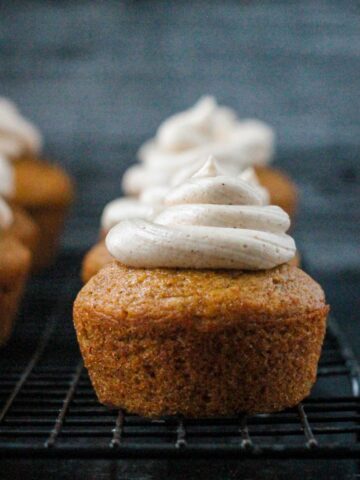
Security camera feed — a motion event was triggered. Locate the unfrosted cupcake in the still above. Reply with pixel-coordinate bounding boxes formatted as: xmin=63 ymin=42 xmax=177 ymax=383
xmin=123 ymin=96 xmax=297 ymax=218
xmin=0 ymin=198 xmax=31 ymax=346
xmin=74 ymin=158 xmax=326 ymax=417
xmin=0 ymin=98 xmax=74 ymax=269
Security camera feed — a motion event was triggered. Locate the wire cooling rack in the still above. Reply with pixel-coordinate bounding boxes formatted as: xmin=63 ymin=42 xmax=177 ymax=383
xmin=0 ymin=252 xmax=359 ymax=459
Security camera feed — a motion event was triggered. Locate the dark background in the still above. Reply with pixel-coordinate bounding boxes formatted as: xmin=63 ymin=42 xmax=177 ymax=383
xmin=0 ymin=1 xmax=359 ymax=478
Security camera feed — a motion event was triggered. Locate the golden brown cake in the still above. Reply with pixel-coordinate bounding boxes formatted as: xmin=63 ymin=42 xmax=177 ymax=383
xmin=74 ymin=262 xmax=328 ymax=417
xmin=0 ymin=235 xmax=31 ymax=346
xmin=14 ymin=156 xmax=74 ymax=270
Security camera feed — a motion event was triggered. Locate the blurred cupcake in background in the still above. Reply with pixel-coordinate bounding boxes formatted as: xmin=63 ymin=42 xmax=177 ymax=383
xmin=123 ymin=96 xmax=297 ymax=218
xmin=0 ymin=98 xmax=74 ymax=269
xmin=0 ymin=197 xmax=31 ymax=346
xmin=0 ymin=154 xmax=39 ymax=262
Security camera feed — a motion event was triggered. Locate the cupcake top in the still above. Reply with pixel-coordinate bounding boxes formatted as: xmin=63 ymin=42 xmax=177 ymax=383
xmin=0 ymin=154 xmax=15 ymax=198
xmin=107 ymin=157 xmax=295 ymax=270
xmin=0 ymin=97 xmax=42 ymax=159
xmin=122 ymin=96 xmax=274 ymax=195
xmin=0 ymin=197 xmax=13 ymax=231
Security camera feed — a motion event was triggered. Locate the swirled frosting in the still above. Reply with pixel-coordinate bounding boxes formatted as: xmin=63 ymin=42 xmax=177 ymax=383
xmin=102 ymin=163 xmax=265 ymax=232
xmin=107 ymin=157 xmax=295 ymax=270
xmin=101 ymin=198 xmax=157 ymax=232
xmin=122 ymin=96 xmax=274 ymax=195
xmin=0 ymin=197 xmax=13 ymax=230
xmin=0 ymin=155 xmax=15 ymax=197
xmin=0 ymin=97 xmax=43 ymax=158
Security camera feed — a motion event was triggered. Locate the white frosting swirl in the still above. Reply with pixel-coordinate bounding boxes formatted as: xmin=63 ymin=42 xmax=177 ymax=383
xmin=0 ymin=155 xmax=15 ymax=197
xmin=138 ymin=185 xmax=170 ymax=206
xmin=0 ymin=197 xmax=13 ymax=230
xmin=102 ymin=163 xmax=265 ymax=232
xmin=0 ymin=97 xmax=42 ymax=158
xmin=101 ymin=198 xmax=156 ymax=232
xmin=123 ymin=96 xmax=274 ymax=195
xmin=107 ymin=157 xmax=295 ymax=270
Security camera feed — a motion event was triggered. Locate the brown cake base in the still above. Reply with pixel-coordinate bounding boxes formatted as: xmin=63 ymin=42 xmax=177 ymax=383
xmin=74 ymin=262 xmax=328 ymax=417
xmin=0 ymin=236 xmax=31 ymax=346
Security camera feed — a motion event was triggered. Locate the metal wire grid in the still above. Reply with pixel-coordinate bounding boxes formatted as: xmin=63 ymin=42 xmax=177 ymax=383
xmin=0 ymin=254 xmax=359 ymax=459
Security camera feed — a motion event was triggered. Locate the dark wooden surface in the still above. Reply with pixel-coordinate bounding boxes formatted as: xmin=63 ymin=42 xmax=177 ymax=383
xmin=0 ymin=1 xmax=359 ymax=478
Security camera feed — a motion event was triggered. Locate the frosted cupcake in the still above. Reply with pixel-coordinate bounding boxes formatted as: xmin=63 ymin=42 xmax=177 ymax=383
xmin=0 ymin=98 xmax=74 ymax=269
xmin=0 ymin=197 xmax=31 ymax=346
xmin=74 ymin=157 xmax=324 ymax=416
xmin=123 ymin=96 xmax=297 ymax=218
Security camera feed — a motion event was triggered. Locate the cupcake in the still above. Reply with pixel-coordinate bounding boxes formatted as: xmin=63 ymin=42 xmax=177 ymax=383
xmin=0 ymin=154 xmax=39 ymax=260
xmin=74 ymin=158 xmax=327 ymax=416
xmin=81 ymin=165 xmax=274 ymax=283
xmin=0 ymin=198 xmax=31 ymax=346
xmin=0 ymin=98 xmax=74 ymax=269
xmin=122 ymin=96 xmax=297 ymax=218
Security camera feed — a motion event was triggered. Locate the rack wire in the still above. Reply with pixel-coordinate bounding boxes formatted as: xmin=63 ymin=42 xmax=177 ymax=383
xmin=0 ymin=253 xmax=359 ymax=459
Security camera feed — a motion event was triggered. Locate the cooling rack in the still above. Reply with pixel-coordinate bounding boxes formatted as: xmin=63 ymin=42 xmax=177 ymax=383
xmin=0 ymin=252 xmax=359 ymax=459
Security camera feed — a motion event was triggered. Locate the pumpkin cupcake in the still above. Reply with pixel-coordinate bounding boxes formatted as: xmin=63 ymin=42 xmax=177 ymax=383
xmin=122 ymin=96 xmax=297 ymax=218
xmin=74 ymin=158 xmax=326 ymax=417
xmin=0 ymin=198 xmax=31 ymax=346
xmin=0 ymin=98 xmax=74 ymax=269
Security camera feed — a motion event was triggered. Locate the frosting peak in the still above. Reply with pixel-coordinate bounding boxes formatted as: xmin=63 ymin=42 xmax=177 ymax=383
xmin=0 ymin=97 xmax=43 ymax=158
xmin=191 ymin=155 xmax=226 ymax=178
xmin=107 ymin=157 xmax=295 ymax=270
